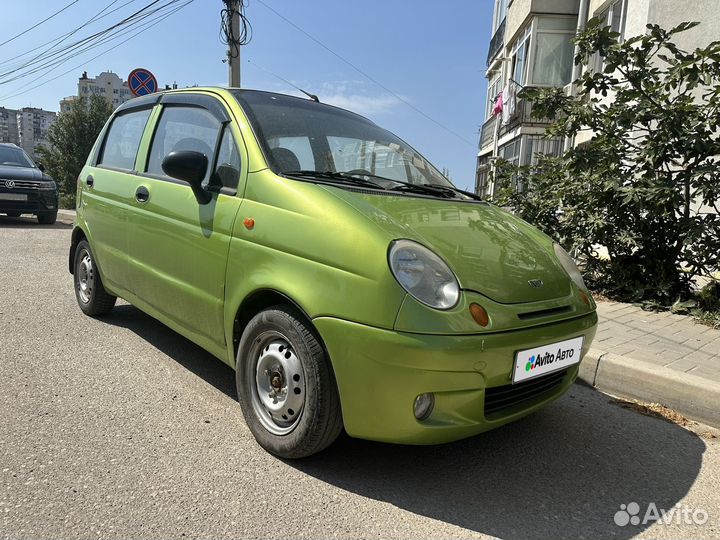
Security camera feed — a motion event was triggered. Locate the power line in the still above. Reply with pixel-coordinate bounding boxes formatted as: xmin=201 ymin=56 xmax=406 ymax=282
xmin=0 ymin=0 xmax=141 ymax=69
xmin=0 ymin=0 xmax=194 ymax=102
xmin=0 ymin=0 xmax=82 ymax=48
xmin=0 ymin=0 xmax=179 ymax=85
xmin=254 ymin=0 xmax=475 ymax=148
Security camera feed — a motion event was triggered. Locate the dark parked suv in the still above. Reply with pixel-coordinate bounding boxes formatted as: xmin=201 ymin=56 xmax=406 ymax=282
xmin=0 ymin=143 xmax=58 ymax=224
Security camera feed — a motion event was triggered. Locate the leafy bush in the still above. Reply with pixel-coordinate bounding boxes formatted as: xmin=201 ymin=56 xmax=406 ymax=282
xmin=494 ymin=21 xmax=720 ymax=305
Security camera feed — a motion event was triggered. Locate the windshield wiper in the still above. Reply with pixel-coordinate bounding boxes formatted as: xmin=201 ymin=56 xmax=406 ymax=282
xmin=282 ymin=170 xmax=386 ymax=190
xmin=339 ymin=171 xmax=478 ymax=200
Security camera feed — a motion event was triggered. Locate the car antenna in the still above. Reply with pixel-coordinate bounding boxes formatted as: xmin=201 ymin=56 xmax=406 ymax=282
xmin=247 ymin=59 xmax=320 ymax=102
xmin=297 ymin=88 xmax=319 ymax=102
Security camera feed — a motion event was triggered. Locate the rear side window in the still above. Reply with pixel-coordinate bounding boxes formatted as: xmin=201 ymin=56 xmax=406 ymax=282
xmin=146 ymin=106 xmax=221 ymax=180
xmin=98 ymin=109 xmax=152 ymax=170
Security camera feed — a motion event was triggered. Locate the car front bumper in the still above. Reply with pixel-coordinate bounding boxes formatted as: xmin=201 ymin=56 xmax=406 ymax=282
xmin=313 ymin=311 xmax=598 ymax=444
xmin=0 ymin=188 xmax=58 ymax=214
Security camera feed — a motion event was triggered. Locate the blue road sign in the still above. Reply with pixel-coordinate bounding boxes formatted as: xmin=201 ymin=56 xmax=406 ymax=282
xmin=128 ymin=68 xmax=158 ymax=97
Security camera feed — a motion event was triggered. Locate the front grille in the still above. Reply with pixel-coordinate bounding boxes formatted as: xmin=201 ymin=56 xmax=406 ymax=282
xmin=0 ymin=180 xmax=41 ymax=190
xmin=517 ymin=305 xmax=572 ymax=321
xmin=484 ymin=369 xmax=568 ymax=418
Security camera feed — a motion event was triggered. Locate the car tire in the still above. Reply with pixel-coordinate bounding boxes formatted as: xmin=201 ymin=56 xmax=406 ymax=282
xmin=73 ymin=240 xmax=117 ymax=316
xmin=37 ymin=211 xmax=57 ymax=225
xmin=5 ymin=211 xmax=21 ymax=218
xmin=236 ymin=305 xmax=343 ymax=458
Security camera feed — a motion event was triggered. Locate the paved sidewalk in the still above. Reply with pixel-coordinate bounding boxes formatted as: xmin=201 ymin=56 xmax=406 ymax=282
xmin=580 ymin=300 xmax=720 ymax=427
xmin=594 ymin=301 xmax=720 ymax=379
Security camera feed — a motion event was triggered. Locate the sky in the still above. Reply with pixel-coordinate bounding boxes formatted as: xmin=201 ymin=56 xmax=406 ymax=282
xmin=0 ymin=1 xmax=491 ymax=191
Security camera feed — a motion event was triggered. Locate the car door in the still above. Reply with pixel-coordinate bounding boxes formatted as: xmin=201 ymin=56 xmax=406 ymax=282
xmin=126 ymin=92 xmax=245 ymax=351
xmin=81 ymin=104 xmax=153 ymax=292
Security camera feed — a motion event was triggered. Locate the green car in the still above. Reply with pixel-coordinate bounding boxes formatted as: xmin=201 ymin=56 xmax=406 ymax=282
xmin=69 ymin=88 xmax=597 ymax=458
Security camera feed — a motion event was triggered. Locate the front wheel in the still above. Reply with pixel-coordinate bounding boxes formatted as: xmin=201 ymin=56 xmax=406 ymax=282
xmin=236 ymin=306 xmax=343 ymax=458
xmin=73 ymin=240 xmax=117 ymax=316
xmin=37 ymin=211 xmax=57 ymax=224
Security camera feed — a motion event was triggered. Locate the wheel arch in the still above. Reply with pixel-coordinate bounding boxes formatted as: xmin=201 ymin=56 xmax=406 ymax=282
xmin=68 ymin=226 xmax=88 ymax=274
xmin=230 ymin=288 xmax=317 ymax=367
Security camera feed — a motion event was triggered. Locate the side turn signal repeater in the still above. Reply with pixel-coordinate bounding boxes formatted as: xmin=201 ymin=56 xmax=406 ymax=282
xmin=469 ymin=303 xmax=489 ymax=327
xmin=243 ymin=217 xmax=255 ymax=230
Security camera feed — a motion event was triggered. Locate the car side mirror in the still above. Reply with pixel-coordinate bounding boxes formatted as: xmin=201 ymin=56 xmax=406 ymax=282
xmin=161 ymin=150 xmax=211 ymax=204
xmin=37 ymin=163 xmax=45 ymax=172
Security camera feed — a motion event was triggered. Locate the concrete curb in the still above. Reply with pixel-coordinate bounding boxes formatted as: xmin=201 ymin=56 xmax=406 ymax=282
xmin=578 ymin=348 xmax=720 ymax=428
xmin=57 ymin=209 xmax=76 ymax=225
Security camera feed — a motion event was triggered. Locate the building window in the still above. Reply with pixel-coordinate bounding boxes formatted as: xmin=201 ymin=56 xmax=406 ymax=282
xmin=592 ymin=0 xmax=627 ymax=71
xmin=510 ymin=25 xmax=531 ymax=86
xmin=597 ymin=0 xmax=626 ymax=38
xmin=493 ymin=0 xmax=508 ymax=32
xmin=476 ymin=155 xmax=491 ymax=197
xmin=524 ymin=135 xmax=563 ymax=166
xmin=530 ymin=17 xmax=577 ymax=86
xmin=486 ymin=72 xmax=502 ymax=119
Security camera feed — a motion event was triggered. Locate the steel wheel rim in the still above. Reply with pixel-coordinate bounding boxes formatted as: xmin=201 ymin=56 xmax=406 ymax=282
xmin=77 ymin=250 xmax=94 ymax=304
xmin=249 ymin=333 xmax=306 ymax=436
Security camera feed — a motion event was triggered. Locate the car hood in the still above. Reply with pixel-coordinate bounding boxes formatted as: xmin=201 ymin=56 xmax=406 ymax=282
xmin=324 ymin=188 xmax=572 ymax=304
xmin=0 ymin=165 xmax=45 ymax=181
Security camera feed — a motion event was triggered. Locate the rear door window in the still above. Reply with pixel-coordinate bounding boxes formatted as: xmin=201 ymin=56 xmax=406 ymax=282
xmin=98 ymin=108 xmax=152 ymax=170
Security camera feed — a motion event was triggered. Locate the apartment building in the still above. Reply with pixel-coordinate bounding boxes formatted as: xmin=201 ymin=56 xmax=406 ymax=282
xmin=16 ymin=108 xmax=57 ymax=159
xmin=0 ymin=107 xmax=19 ymax=145
xmin=59 ymin=70 xmax=133 ymax=113
xmin=476 ymin=0 xmax=719 ymax=197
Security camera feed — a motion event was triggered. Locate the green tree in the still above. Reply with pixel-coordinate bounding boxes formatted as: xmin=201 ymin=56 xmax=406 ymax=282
xmin=36 ymin=94 xmax=113 ymax=208
xmin=495 ymin=20 xmax=720 ymax=305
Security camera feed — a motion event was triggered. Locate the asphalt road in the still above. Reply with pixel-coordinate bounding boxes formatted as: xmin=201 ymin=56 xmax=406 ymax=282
xmin=1 ymin=216 xmax=719 ymax=540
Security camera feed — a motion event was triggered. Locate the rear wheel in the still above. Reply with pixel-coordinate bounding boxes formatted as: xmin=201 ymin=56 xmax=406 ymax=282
xmin=236 ymin=306 xmax=343 ymax=458
xmin=73 ymin=240 xmax=116 ymax=316
xmin=37 ymin=211 xmax=57 ymax=225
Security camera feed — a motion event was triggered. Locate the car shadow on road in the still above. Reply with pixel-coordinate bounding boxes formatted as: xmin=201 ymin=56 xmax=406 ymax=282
xmin=0 ymin=216 xmax=72 ymax=229
xmin=291 ymin=385 xmax=706 ymax=540
xmin=108 ymin=304 xmax=237 ymax=399
xmin=100 ymin=304 xmax=706 ymax=540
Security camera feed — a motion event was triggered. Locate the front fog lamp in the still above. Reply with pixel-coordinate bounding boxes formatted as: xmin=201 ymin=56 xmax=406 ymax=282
xmin=554 ymin=244 xmax=587 ymax=290
xmin=389 ymin=240 xmax=460 ymax=310
xmin=413 ymin=392 xmax=435 ymax=421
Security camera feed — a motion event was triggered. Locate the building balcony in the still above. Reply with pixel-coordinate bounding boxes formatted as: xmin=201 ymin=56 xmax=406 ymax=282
xmin=486 ymin=18 xmax=506 ymax=66
xmin=479 ymin=82 xmax=554 ymax=151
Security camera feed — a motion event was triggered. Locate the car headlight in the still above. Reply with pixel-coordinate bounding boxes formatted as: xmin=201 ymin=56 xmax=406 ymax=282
xmin=388 ymin=239 xmax=460 ymax=310
xmin=39 ymin=181 xmax=56 ymax=190
xmin=554 ymin=244 xmax=587 ymax=290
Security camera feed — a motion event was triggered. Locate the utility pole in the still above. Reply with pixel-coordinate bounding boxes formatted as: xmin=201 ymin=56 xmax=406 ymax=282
xmin=225 ymin=0 xmax=241 ymax=87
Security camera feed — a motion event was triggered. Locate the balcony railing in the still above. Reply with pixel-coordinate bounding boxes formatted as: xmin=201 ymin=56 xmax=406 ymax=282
xmin=479 ymin=115 xmax=497 ymax=149
xmin=486 ymin=18 xmax=506 ymax=66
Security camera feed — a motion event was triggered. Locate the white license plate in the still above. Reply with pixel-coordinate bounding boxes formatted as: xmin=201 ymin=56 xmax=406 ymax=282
xmin=513 ymin=336 xmax=584 ymax=383
xmin=0 ymin=193 xmax=27 ymax=201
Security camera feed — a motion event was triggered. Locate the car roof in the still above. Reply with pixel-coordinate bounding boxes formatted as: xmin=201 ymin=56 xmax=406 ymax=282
xmin=115 ymin=87 xmax=375 ymax=124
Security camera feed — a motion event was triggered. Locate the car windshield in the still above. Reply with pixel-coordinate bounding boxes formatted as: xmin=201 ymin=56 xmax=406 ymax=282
xmin=0 ymin=146 xmax=35 ymax=168
xmin=233 ymin=90 xmax=455 ymax=189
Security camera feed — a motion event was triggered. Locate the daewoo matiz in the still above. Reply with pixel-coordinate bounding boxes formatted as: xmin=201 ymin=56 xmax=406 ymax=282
xmin=69 ymin=88 xmax=597 ymax=458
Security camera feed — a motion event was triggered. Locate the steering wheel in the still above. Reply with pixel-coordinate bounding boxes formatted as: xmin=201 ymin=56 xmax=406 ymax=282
xmin=345 ymin=169 xmax=373 ymax=177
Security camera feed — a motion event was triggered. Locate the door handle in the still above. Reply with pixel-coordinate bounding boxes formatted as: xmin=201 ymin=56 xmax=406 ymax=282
xmin=135 ymin=185 xmax=150 ymax=203
xmin=86 ymin=175 xmax=94 ymax=188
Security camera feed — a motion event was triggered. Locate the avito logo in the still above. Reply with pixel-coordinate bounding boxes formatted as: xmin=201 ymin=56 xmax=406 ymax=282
xmin=525 ymin=347 xmax=575 ymax=372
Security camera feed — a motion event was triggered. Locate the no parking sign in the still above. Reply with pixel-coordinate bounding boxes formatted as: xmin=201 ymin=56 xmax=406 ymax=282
xmin=128 ymin=68 xmax=158 ymax=97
